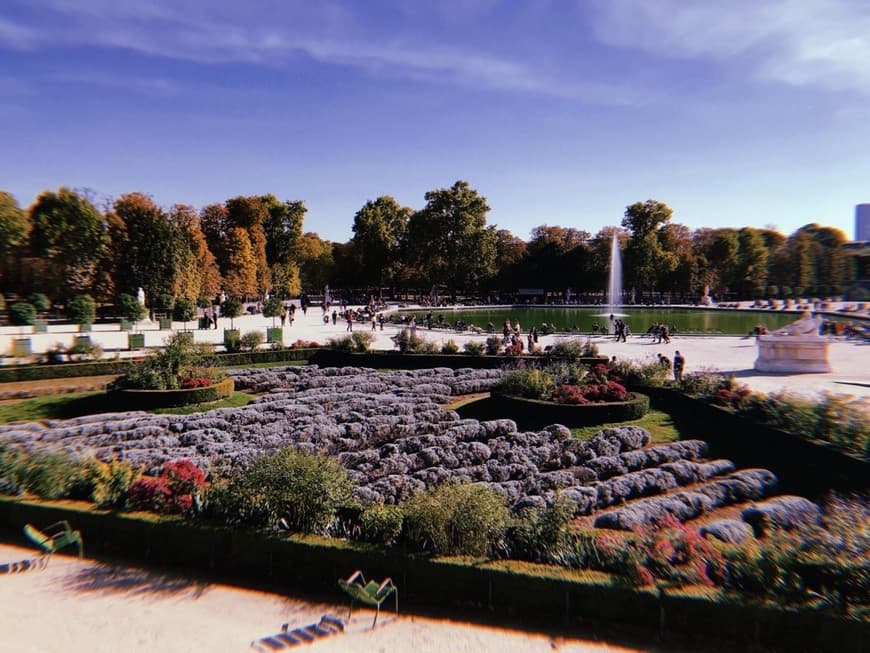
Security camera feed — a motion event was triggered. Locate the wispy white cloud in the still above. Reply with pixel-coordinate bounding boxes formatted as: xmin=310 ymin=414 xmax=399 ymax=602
xmin=2 ymin=0 xmax=648 ymax=105
xmin=589 ymin=0 xmax=870 ymax=95
xmin=49 ymin=71 xmax=182 ymax=96
xmin=0 ymin=16 xmax=41 ymax=49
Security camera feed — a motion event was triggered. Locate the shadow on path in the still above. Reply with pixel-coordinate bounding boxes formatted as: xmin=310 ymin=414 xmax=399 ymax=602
xmin=63 ymin=562 xmax=209 ymax=599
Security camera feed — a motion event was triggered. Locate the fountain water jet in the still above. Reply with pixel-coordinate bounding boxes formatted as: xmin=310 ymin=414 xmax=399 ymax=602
xmin=597 ymin=232 xmax=627 ymax=322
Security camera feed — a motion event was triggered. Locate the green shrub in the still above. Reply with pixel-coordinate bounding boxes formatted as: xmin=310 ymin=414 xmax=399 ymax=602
xmin=679 ymin=368 xmax=728 ymax=396
xmin=66 ymin=294 xmax=96 ymax=325
xmin=117 ymin=332 xmax=217 ymax=390
xmin=391 ymin=328 xmax=437 ymax=354
xmin=327 ymin=336 xmax=355 ymax=353
xmin=28 ymin=293 xmax=50 ymax=314
xmin=240 ymin=330 xmax=265 ymax=352
xmin=117 ymin=293 xmax=146 ymax=322
xmin=441 ymin=339 xmax=460 ymax=354
xmin=262 ymin=297 xmax=284 ymax=326
xmin=87 ymin=458 xmax=140 ymax=508
xmin=208 ymin=448 xmax=354 ymax=534
xmin=508 ymin=497 xmax=575 ymax=564
xmin=357 ymin=504 xmax=404 ymax=546
xmin=463 ymin=341 xmax=484 ymax=356
xmin=68 ymin=337 xmax=102 ymax=361
xmin=9 ymin=302 xmax=36 ymax=326
xmin=485 ymin=336 xmax=502 ymax=355
xmin=610 ymin=359 xmax=670 ymax=387
xmin=550 ymin=338 xmax=599 ymax=360
xmin=351 ymin=331 xmax=375 ymax=352
xmin=0 ymin=443 xmax=25 ymax=495
xmin=494 ymin=367 xmax=555 ymax=400
xmin=403 ymin=483 xmax=509 ymax=557
xmin=173 ymin=297 xmax=196 ymax=324
xmin=17 ymin=450 xmax=90 ymax=500
xmin=220 ymin=298 xmax=243 ymax=328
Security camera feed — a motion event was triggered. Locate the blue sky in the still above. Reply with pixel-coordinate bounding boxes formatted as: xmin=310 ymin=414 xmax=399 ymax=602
xmin=1 ymin=0 xmax=868 ymax=241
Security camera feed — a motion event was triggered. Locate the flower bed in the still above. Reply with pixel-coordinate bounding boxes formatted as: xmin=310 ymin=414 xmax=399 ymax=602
xmin=480 ymin=392 xmax=649 ymax=429
xmin=108 ymin=376 xmax=234 ymax=409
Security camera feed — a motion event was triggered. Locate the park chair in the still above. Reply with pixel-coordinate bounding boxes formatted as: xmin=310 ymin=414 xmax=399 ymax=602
xmin=337 ymin=570 xmax=398 ymax=628
xmin=23 ymin=521 xmax=84 ymax=560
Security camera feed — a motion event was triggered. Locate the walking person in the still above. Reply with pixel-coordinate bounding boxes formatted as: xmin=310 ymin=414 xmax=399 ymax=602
xmin=346 ymin=312 xmax=354 ymax=332
xmin=673 ymin=350 xmax=685 ymax=383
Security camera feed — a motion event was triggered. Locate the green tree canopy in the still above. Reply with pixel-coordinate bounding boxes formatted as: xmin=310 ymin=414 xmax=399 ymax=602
xmin=407 ymin=181 xmax=496 ymax=296
xmin=350 ymin=196 xmax=412 ymax=288
xmin=621 ymin=199 xmax=676 ymax=294
xmin=66 ymin=294 xmax=96 ymax=325
xmin=28 ymin=187 xmax=106 ymax=300
xmin=261 ymin=195 xmax=305 ymax=266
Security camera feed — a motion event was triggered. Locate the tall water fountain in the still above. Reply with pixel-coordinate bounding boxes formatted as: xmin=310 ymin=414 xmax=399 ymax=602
xmin=608 ymin=232 xmax=622 ymax=313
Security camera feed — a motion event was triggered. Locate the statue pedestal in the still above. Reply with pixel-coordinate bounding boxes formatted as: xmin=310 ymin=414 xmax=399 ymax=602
xmin=754 ymin=336 xmax=831 ymax=373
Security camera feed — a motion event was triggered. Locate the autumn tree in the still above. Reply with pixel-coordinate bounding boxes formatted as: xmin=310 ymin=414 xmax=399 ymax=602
xmin=222 ymin=227 xmax=258 ymax=297
xmin=261 ymin=195 xmax=305 ymax=296
xmin=28 ymin=187 xmax=106 ymax=301
xmin=225 ymin=196 xmax=270 ymax=295
xmin=170 ymin=205 xmax=221 ymax=302
xmin=406 ymin=181 xmax=496 ymax=297
xmin=296 ymin=232 xmax=334 ymax=290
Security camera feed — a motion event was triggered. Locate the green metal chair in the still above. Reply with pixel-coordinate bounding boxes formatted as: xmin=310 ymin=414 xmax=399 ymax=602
xmin=23 ymin=521 xmax=84 ymax=560
xmin=337 ymin=570 xmax=398 ymax=628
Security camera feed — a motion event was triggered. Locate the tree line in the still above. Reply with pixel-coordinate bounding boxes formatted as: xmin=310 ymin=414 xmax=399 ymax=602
xmin=0 ymin=181 xmax=864 ymax=311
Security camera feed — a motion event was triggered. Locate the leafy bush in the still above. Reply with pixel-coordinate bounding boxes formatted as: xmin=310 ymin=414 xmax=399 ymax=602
xmin=0 ymin=443 xmax=25 ymax=495
xmin=66 ymin=294 xmax=96 ymax=325
xmin=327 ymin=336 xmax=355 ymax=353
xmin=550 ymin=338 xmax=599 ymax=360
xmin=593 ymin=516 xmax=726 ymax=587
xmin=441 ymin=339 xmax=460 ymax=354
xmin=553 ymin=381 xmax=628 ymax=404
xmin=117 ymin=293 xmax=146 ymax=322
xmin=351 ymin=331 xmax=375 ymax=352
xmin=403 ymin=483 xmax=509 ymax=557
xmin=118 ymin=333 xmax=221 ymax=390
xmin=208 ymin=448 xmax=353 ymax=534
xmin=262 ymin=297 xmax=284 ymax=325
xmin=87 ymin=458 xmax=140 ymax=508
xmin=485 ymin=336 xmax=502 ymax=355
xmin=28 ymin=293 xmax=50 ymax=314
xmin=717 ymin=494 xmax=869 ymax=611
xmin=610 ymin=359 xmax=670 ymax=387
xmin=391 ymin=328 xmax=438 ymax=354
xmin=127 ymin=459 xmax=207 ymax=514
xmin=240 ymin=330 xmax=265 ymax=352
xmin=220 ymin=297 xmax=243 ymax=328
xmin=9 ymin=302 xmax=36 ymax=326
xmin=738 ymin=391 xmax=869 ymax=458
xmin=356 ymin=504 xmax=404 ymax=546
xmin=68 ymin=338 xmax=102 ymax=361
xmin=494 ymin=367 xmax=555 ymax=400
xmin=463 ymin=341 xmax=484 ymax=356
xmin=508 ymin=497 xmax=575 ymax=564
xmin=173 ymin=297 xmax=196 ymax=324
xmin=679 ymin=368 xmax=728 ymax=397
xmin=16 ymin=450 xmax=90 ymax=500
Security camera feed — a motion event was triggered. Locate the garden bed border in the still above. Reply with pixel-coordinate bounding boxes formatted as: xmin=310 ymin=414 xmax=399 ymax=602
xmin=0 ymin=497 xmax=863 ymax=652
xmin=108 ymin=377 xmax=235 ymax=409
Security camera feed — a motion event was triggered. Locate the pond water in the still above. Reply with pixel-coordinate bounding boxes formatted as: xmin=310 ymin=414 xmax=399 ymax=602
xmin=399 ymin=307 xmax=810 ymax=335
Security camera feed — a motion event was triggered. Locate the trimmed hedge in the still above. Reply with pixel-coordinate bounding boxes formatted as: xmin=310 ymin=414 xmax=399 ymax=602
xmin=0 ymin=348 xmax=320 ymax=383
xmin=0 ymin=497 xmax=864 ymax=653
xmin=466 ymin=392 xmax=649 ymax=429
xmin=639 ymin=386 xmax=869 ymax=494
xmin=309 ymin=349 xmax=609 ymax=370
xmin=107 ymin=377 xmax=235 ymax=409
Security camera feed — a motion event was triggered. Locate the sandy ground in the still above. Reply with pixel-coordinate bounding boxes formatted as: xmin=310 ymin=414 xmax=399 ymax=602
xmin=0 ymin=543 xmax=643 ymax=653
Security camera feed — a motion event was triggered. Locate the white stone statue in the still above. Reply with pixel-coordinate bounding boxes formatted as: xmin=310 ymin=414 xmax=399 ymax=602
xmin=771 ymin=310 xmax=823 ymax=337
xmin=137 ymin=287 xmax=146 ymax=305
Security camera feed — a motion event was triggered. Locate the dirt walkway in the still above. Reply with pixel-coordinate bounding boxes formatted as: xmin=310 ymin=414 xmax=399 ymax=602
xmin=0 ymin=375 xmax=119 ymax=402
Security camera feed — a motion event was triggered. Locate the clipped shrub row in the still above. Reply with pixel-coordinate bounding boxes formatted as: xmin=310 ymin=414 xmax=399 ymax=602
xmin=109 ymin=377 xmax=235 ymax=409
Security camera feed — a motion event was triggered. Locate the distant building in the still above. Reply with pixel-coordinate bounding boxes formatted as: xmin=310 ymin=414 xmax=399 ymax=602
xmin=857 ymin=203 xmax=870 ymax=241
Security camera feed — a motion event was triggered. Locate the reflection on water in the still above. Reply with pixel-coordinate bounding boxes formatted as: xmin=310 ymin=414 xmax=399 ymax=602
xmin=402 ymin=307 xmax=808 ymax=335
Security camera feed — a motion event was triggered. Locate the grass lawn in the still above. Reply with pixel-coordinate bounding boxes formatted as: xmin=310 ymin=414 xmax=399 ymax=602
xmin=571 ymin=408 xmax=681 ymax=444
xmin=217 ymin=359 xmax=308 ymax=371
xmin=0 ymin=391 xmax=255 ymax=423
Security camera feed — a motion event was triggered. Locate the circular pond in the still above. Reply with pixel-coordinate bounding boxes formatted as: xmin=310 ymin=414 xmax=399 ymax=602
xmin=399 ymin=307 xmax=821 ymax=335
